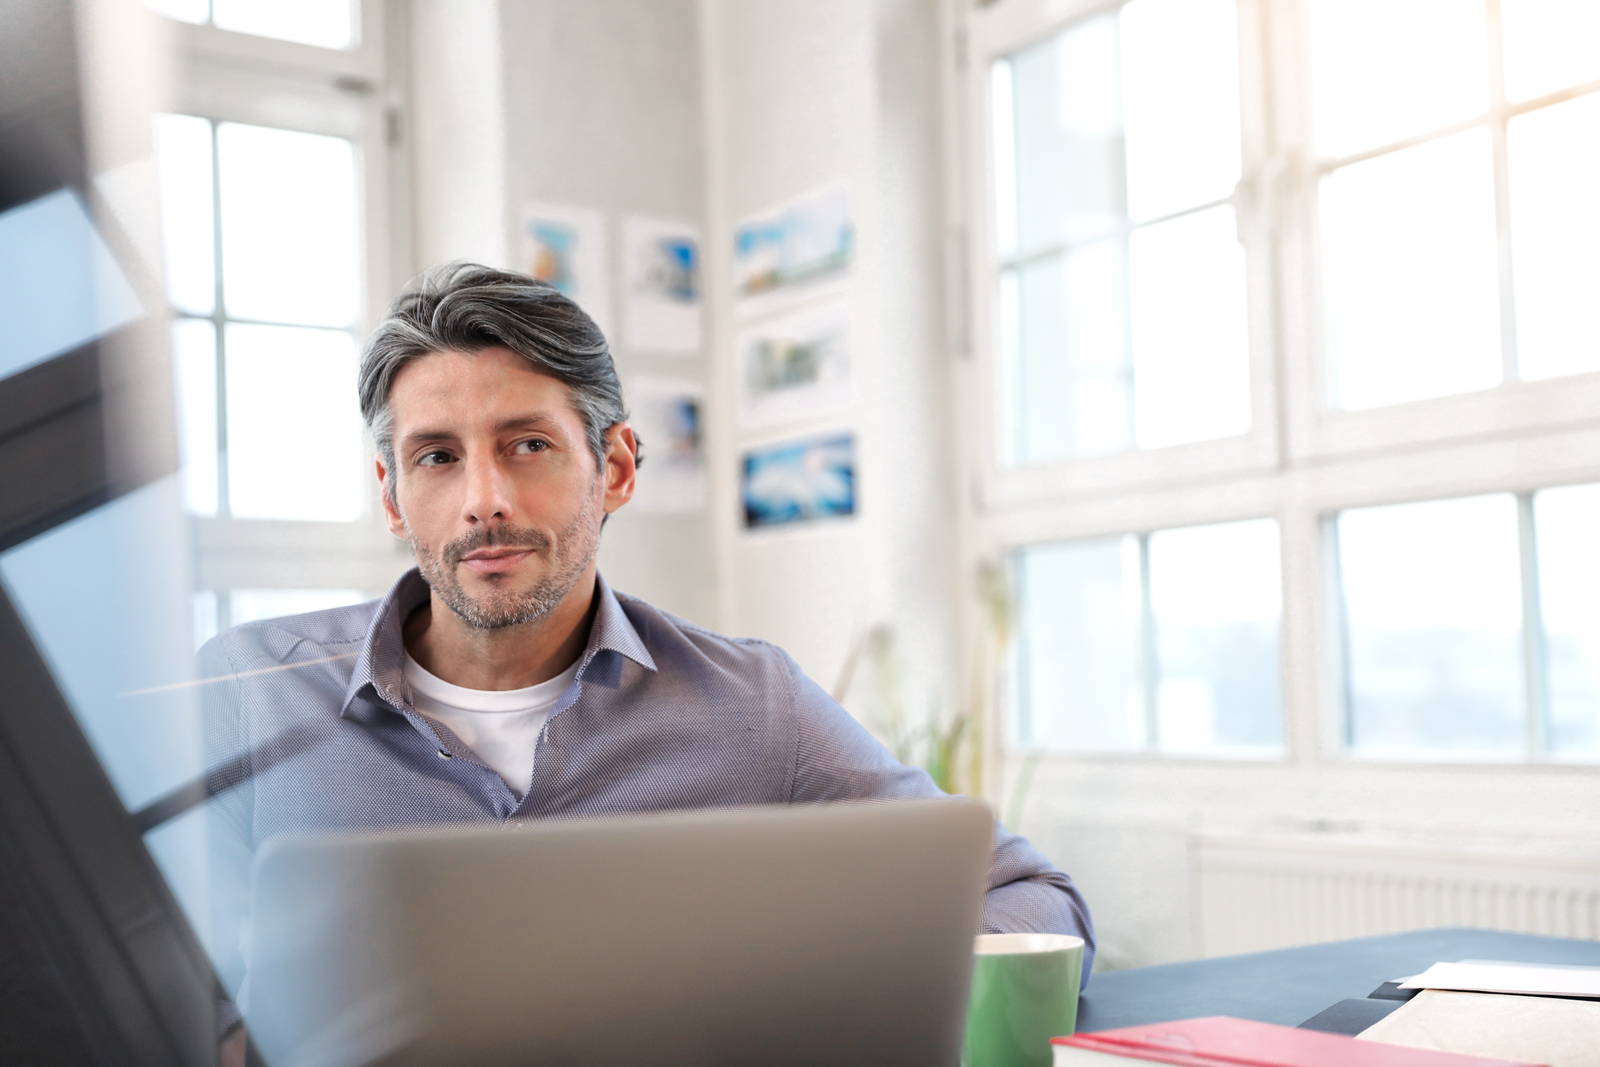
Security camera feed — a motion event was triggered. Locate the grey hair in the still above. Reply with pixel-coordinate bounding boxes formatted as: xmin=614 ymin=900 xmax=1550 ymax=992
xmin=360 ymin=262 xmax=637 ymax=502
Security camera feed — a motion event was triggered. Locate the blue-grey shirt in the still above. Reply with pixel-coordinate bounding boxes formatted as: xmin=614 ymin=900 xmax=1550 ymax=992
xmin=200 ymin=569 xmax=1094 ymax=985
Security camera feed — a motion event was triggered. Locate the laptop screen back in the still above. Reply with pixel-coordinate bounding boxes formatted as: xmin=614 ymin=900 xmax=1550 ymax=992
xmin=248 ymin=799 xmax=993 ymax=1067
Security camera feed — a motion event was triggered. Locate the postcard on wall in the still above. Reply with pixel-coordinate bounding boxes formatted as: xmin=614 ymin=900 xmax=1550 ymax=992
xmin=626 ymin=376 xmax=707 ymax=515
xmin=522 ymin=202 xmax=611 ymax=337
xmin=741 ymin=432 xmax=856 ymax=530
xmin=733 ymin=184 xmax=852 ymax=315
xmin=622 ymin=216 xmax=701 ymax=354
xmin=736 ymin=302 xmax=851 ymax=428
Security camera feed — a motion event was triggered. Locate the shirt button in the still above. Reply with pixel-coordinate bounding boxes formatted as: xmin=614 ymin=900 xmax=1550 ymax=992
xmin=437 ymin=748 xmax=452 ymax=759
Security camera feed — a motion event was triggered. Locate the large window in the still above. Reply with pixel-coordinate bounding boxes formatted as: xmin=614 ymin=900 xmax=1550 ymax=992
xmin=1337 ymin=487 xmax=1600 ymax=759
xmin=966 ymin=0 xmax=1600 ymax=764
xmin=991 ymin=0 xmax=1251 ymax=463
xmin=156 ymin=114 xmax=365 ymax=522
xmin=1314 ymin=0 xmax=1600 ymax=409
xmin=1013 ymin=518 xmax=1282 ymax=755
xmin=146 ymin=0 xmax=403 ymax=660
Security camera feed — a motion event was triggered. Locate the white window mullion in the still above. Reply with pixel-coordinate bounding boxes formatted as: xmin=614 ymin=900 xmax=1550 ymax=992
xmin=208 ymin=117 xmax=232 ymax=517
xmin=1486 ymin=0 xmax=1522 ymax=385
xmin=1516 ymin=491 xmax=1550 ymax=756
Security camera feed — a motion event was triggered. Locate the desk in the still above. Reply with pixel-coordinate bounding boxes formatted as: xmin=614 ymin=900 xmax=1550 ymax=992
xmin=1077 ymin=927 xmax=1600 ymax=1033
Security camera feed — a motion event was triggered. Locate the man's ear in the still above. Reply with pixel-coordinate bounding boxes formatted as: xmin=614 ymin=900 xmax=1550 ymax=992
xmin=601 ymin=423 xmax=638 ymax=514
xmin=377 ymin=456 xmax=408 ymax=539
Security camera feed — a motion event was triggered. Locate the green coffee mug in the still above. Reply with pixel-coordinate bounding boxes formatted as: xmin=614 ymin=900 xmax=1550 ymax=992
xmin=962 ymin=933 xmax=1085 ymax=1067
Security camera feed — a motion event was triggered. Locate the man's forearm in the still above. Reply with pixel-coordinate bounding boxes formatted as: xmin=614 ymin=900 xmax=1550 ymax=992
xmin=982 ymin=831 xmax=1096 ymax=977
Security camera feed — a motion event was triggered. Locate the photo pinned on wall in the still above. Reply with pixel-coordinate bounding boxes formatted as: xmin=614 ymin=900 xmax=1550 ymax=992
xmin=737 ymin=303 xmax=850 ymax=428
xmin=733 ymin=185 xmax=852 ymax=316
xmin=741 ymin=432 xmax=856 ymax=530
xmin=625 ymin=377 xmax=707 ymax=515
xmin=522 ymin=202 xmax=611 ymax=337
xmin=622 ymin=216 xmax=701 ymax=353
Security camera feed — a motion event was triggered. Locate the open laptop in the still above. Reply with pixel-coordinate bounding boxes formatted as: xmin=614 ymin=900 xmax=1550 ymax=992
xmin=246 ymin=799 xmax=994 ymax=1067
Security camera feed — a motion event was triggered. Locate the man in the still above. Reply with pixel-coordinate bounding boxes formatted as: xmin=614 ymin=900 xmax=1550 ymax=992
xmin=202 ymin=262 xmax=1093 ymax=994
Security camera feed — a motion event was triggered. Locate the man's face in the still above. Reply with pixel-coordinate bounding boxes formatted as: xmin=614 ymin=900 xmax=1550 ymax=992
xmin=377 ymin=346 xmax=635 ymax=629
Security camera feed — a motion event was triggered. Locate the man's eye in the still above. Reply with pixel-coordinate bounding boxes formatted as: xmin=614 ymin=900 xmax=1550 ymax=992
xmin=514 ymin=439 xmax=549 ymax=454
xmin=416 ymin=451 xmax=453 ymax=467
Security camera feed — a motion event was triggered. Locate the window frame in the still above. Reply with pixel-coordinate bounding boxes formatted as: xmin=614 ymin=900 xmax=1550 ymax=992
xmin=963 ymin=0 xmax=1283 ymax=512
xmin=956 ymin=0 xmax=1600 ymax=768
xmin=1009 ymin=517 xmax=1287 ymax=758
xmin=1275 ymin=0 xmax=1600 ymax=464
xmin=155 ymin=0 xmax=413 ymax=605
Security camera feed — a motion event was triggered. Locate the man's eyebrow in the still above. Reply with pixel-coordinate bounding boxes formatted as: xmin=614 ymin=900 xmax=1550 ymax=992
xmin=398 ymin=428 xmax=459 ymax=448
xmin=398 ymin=414 xmax=563 ymax=448
xmin=491 ymin=414 xmax=561 ymax=434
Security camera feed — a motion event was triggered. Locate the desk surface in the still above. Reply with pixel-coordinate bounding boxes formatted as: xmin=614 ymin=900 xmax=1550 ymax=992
xmin=1077 ymin=927 xmax=1600 ymax=1033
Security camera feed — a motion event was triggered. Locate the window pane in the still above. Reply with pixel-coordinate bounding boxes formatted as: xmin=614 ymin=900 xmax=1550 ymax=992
xmin=1322 ymin=130 xmax=1502 ymax=410
xmin=1502 ymin=0 xmax=1600 ymax=103
xmin=1013 ymin=537 xmax=1144 ymax=750
xmin=1008 ymin=13 xmax=1125 ymax=256
xmin=229 ymin=588 xmax=366 ymax=625
xmin=1120 ymin=0 xmax=1240 ymax=222
xmin=1309 ymin=0 xmax=1489 ymax=158
xmin=1148 ymin=519 xmax=1281 ymax=752
xmin=211 ymin=0 xmax=354 ymax=49
xmin=1339 ymin=495 xmax=1524 ymax=755
xmin=990 ymin=59 xmax=1019 ymax=260
xmin=1508 ymin=94 xmax=1600 ymax=381
xmin=995 ymin=4 xmax=1251 ymax=463
xmin=1001 ymin=1 xmax=1241 ymax=247
xmin=1007 ymin=243 xmax=1132 ymax=464
xmin=218 ymin=122 xmax=359 ymax=328
xmin=1533 ymin=484 xmax=1600 ymax=756
xmin=225 ymin=323 xmax=363 ymax=521
xmin=1130 ymin=205 xmax=1250 ymax=448
xmin=171 ymin=318 xmax=219 ymax=516
xmin=152 ymin=113 xmax=215 ymax=316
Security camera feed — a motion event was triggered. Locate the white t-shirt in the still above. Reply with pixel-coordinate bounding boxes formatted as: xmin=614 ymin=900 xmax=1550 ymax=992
xmin=402 ymin=653 xmax=581 ymax=798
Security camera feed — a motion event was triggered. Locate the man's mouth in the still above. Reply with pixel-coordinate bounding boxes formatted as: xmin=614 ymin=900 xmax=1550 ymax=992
xmin=458 ymin=546 xmax=534 ymax=576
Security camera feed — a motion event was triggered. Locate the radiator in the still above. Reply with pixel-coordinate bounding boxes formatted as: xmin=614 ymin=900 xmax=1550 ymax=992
xmin=1194 ymin=832 xmax=1600 ymax=958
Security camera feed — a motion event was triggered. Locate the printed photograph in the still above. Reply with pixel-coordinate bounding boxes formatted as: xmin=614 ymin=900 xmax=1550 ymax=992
xmin=522 ymin=202 xmax=610 ymax=335
xmin=737 ymin=303 xmax=851 ymax=427
xmin=622 ymin=216 xmax=702 ymax=353
xmin=627 ymin=377 xmax=708 ymax=514
xmin=741 ymin=432 xmax=856 ymax=529
xmin=733 ymin=185 xmax=852 ymax=307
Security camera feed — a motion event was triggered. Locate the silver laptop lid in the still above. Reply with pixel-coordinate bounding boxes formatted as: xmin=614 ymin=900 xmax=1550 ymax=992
xmin=248 ymin=798 xmax=994 ymax=1067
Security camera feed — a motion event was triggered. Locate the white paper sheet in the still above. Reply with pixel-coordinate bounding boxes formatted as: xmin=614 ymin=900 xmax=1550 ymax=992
xmin=1360 ymin=989 xmax=1600 ymax=1067
xmin=1399 ymin=959 xmax=1600 ymax=998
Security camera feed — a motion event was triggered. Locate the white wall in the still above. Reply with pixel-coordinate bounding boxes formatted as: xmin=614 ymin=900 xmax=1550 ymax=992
xmin=408 ymin=0 xmax=509 ymax=271
xmin=699 ymin=0 xmax=962 ymax=717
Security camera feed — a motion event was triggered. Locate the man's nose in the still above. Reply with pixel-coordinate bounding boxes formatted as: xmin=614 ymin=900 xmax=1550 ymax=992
xmin=461 ymin=450 xmax=514 ymax=524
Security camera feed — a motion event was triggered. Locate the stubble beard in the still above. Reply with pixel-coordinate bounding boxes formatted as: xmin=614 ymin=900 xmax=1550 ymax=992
xmin=406 ymin=491 xmax=602 ymax=631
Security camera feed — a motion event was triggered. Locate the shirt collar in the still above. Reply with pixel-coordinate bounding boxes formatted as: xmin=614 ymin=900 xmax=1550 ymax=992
xmin=340 ymin=568 xmax=657 ymax=720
